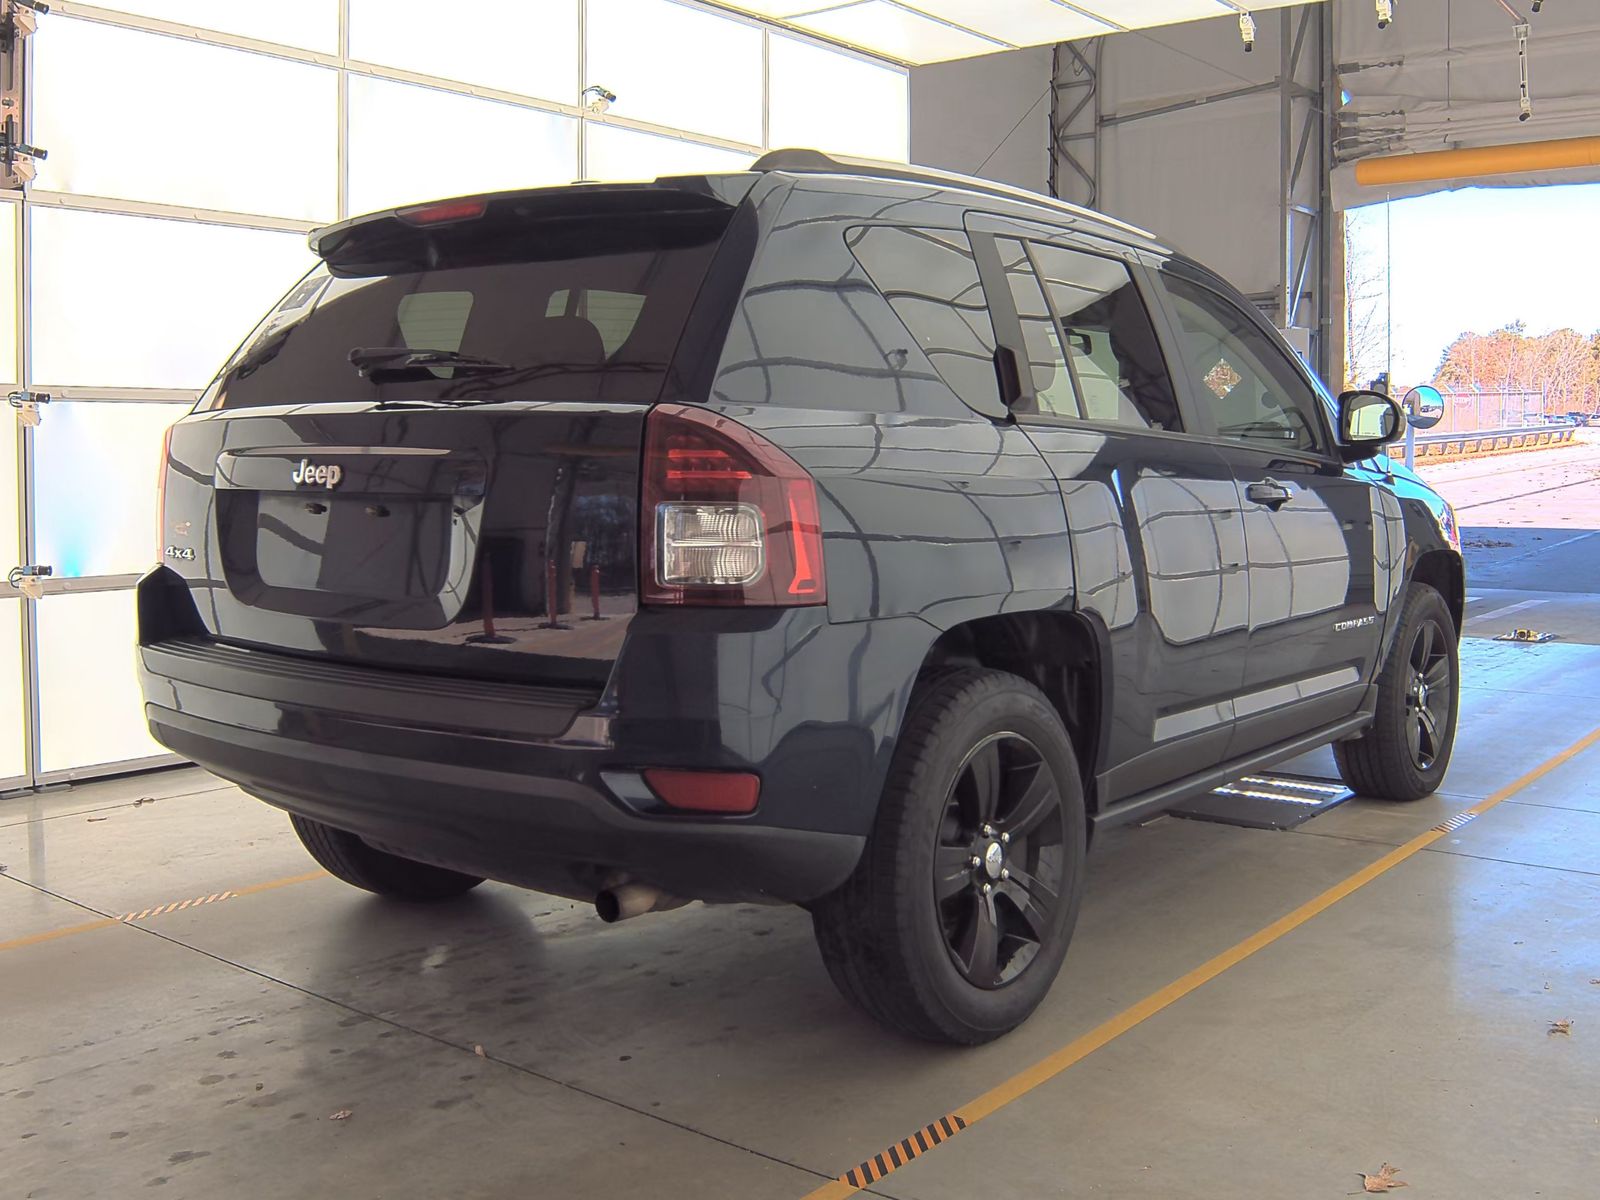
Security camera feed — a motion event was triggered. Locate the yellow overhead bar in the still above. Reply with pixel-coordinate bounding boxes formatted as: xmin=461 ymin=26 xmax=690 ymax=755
xmin=1355 ymin=135 xmax=1600 ymax=187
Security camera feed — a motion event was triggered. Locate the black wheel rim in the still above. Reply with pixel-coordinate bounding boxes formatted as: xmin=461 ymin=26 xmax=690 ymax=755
xmin=932 ymin=732 xmax=1065 ymax=990
xmin=1405 ymin=618 xmax=1452 ymax=771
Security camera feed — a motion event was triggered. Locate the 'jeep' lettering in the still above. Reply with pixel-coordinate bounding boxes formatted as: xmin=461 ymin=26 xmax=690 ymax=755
xmin=291 ymin=459 xmax=343 ymax=489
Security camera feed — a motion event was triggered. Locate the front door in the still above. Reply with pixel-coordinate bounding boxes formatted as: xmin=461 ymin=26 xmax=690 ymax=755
xmin=1155 ymin=269 xmax=1389 ymax=758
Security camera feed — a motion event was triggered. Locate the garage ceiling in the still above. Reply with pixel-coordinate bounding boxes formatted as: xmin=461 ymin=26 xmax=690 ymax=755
xmin=715 ymin=0 xmax=1318 ymax=63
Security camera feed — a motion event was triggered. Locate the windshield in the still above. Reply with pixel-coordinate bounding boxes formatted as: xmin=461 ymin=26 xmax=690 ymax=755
xmin=210 ymin=209 xmax=731 ymax=408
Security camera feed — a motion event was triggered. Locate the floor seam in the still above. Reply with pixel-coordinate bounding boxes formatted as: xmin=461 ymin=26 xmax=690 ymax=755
xmin=1420 ymin=844 xmax=1600 ymax=879
xmin=1501 ymin=797 xmax=1600 ymax=816
xmin=0 ymin=783 xmax=237 ymax=829
xmin=0 ymin=870 xmax=861 ymax=1193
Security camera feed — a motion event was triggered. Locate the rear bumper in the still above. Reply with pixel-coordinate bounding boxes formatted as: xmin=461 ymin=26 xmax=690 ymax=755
xmin=138 ymin=635 xmax=864 ymax=905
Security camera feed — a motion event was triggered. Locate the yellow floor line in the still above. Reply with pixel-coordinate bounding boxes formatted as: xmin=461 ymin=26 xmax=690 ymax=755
xmin=0 ymin=869 xmax=329 ymax=954
xmin=799 ymin=724 xmax=1600 ymax=1200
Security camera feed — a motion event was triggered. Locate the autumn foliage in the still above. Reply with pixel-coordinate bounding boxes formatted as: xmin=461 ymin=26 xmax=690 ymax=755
xmin=1433 ymin=323 xmax=1600 ymax=414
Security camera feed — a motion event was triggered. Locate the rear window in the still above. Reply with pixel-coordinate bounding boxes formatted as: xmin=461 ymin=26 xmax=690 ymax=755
xmin=211 ymin=208 xmax=730 ymax=408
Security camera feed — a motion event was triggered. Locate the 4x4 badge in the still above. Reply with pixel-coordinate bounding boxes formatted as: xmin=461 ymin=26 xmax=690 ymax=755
xmin=291 ymin=459 xmax=343 ymax=489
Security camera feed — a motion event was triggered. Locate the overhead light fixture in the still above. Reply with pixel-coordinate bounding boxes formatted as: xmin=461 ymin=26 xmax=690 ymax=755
xmin=1532 ymin=0 xmax=1542 ymax=11
xmin=1238 ymin=10 xmax=1256 ymax=52
xmin=1376 ymin=0 xmax=1394 ymax=29
xmin=581 ymin=85 xmax=616 ymax=115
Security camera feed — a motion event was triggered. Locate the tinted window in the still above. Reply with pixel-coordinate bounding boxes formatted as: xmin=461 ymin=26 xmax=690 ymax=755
xmin=546 ymin=288 xmax=645 ymax=357
xmin=994 ymin=238 xmax=1078 ymax=418
xmin=1028 ymin=242 xmax=1181 ymax=432
xmin=1161 ymin=275 xmax=1324 ymax=453
xmin=212 ymin=210 xmax=728 ymax=408
xmin=847 ymin=225 xmax=999 ymax=412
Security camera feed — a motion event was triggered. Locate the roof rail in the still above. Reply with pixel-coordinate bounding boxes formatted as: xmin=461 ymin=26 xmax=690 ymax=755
xmin=749 ymin=148 xmax=1153 ymax=241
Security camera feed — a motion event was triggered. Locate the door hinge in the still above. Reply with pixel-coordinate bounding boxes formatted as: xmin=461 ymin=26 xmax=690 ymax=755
xmin=8 ymin=388 xmax=48 ymax=426
xmin=7 ymin=563 xmax=51 ymax=599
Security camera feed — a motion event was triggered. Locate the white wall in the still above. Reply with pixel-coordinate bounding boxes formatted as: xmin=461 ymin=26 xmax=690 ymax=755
xmin=909 ymin=47 xmax=1051 ymax=195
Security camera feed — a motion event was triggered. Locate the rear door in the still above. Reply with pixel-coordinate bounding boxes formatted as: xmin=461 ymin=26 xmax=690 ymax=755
xmin=1152 ymin=266 xmax=1385 ymax=756
xmin=969 ymin=220 xmax=1250 ymax=805
xmin=157 ymin=185 xmax=752 ymax=688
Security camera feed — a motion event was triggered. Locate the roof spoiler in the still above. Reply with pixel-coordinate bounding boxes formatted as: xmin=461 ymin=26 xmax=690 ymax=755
xmin=751 ymin=148 xmax=1154 ymax=241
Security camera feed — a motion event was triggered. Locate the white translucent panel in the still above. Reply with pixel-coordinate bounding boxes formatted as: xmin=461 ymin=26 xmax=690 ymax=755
xmin=37 ymin=589 xmax=166 ymax=773
xmin=0 ymin=203 xmax=14 ymax=384
xmin=0 ymin=383 xmax=18 ymax=566
xmin=586 ymin=0 xmax=763 ymax=144
xmin=768 ymin=36 xmax=909 ymax=161
xmin=0 ymin=600 xmax=22 ymax=781
xmin=1075 ymin=0 xmax=1238 ymax=23
xmin=715 ymin=1 xmax=833 ymax=14
xmin=88 ymin=0 xmax=337 ymax=51
xmin=34 ymin=19 xmax=337 ymax=221
xmin=347 ymin=76 xmax=579 ymax=216
xmin=30 ymin=207 xmax=314 ymax=390
xmin=583 ymin=124 xmax=752 ymax=183
xmin=36 ymin=402 xmax=182 ymax=580
xmin=909 ymin=0 xmax=1114 ymax=44
xmin=792 ymin=2 xmax=1004 ymax=63
xmin=349 ymin=0 xmax=578 ymax=103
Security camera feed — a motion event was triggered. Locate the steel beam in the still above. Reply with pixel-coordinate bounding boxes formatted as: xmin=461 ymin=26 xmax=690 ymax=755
xmin=1049 ymin=39 xmax=1100 ymax=209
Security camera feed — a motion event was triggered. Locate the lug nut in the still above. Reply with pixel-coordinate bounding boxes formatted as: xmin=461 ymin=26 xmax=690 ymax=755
xmin=1000 ymin=868 xmax=1010 ymax=880
xmin=981 ymin=883 xmax=992 ymax=895
xmin=969 ymin=855 xmax=981 ymax=868
xmin=1000 ymin=832 xmax=1010 ymax=844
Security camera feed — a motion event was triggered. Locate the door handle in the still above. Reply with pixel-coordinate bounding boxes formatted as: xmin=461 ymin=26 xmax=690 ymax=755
xmin=1245 ymin=479 xmax=1293 ymax=509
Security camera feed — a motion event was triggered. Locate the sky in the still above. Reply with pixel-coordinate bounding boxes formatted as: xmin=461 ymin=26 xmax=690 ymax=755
xmin=1346 ymin=182 xmax=1600 ymax=385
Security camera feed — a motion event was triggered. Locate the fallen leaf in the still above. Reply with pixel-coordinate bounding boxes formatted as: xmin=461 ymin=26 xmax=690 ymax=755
xmin=254 ymin=1083 xmax=264 ymax=1091
xmin=328 ymin=1109 xmax=352 ymax=1121
xmin=473 ymin=1044 xmax=486 ymax=1058
xmin=1549 ymin=1019 xmax=1573 ymax=1036
xmin=1359 ymin=1163 xmax=1408 ymax=1192
xmin=1589 ymin=979 xmax=1599 ymax=986
xmin=87 ymin=817 xmax=108 ymax=823
xmin=133 ymin=797 xmax=155 ymax=808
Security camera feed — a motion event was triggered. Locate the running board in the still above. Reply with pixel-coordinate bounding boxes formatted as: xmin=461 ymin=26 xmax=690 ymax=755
xmin=1090 ymin=714 xmax=1371 ymax=833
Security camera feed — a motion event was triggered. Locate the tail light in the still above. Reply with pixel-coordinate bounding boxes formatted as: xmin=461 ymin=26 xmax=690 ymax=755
xmin=156 ymin=423 xmax=174 ymax=561
xmin=641 ymin=404 xmax=825 ymax=607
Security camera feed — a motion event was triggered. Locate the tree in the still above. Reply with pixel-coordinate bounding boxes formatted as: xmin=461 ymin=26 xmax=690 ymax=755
xmin=1343 ymin=209 xmax=1388 ymax=391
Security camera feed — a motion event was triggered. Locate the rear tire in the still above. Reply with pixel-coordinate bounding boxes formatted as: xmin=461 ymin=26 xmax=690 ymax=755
xmin=812 ymin=669 xmax=1086 ymax=1044
xmin=290 ymin=814 xmax=484 ymax=901
xmin=1334 ymin=582 xmax=1459 ymax=801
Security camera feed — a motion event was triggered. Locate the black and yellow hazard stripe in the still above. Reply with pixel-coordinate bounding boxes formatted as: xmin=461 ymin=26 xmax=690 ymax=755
xmin=841 ymin=1114 xmax=967 ymax=1188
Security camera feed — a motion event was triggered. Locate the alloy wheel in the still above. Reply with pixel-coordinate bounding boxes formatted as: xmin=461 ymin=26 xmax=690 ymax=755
xmin=932 ymin=732 xmax=1066 ymax=989
xmin=1405 ymin=619 xmax=1452 ymax=770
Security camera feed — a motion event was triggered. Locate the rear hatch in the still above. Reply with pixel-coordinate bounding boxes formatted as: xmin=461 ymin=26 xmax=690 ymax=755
xmin=160 ymin=180 xmax=755 ymax=688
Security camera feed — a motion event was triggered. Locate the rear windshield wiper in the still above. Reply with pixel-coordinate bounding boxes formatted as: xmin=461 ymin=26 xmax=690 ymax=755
xmin=347 ymin=346 xmax=513 ymax=381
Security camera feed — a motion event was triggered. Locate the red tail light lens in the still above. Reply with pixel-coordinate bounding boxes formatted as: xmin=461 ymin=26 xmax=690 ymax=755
xmin=396 ymin=198 xmax=487 ymax=226
xmin=156 ymin=423 xmax=174 ymax=562
xmin=641 ymin=404 xmax=826 ymax=607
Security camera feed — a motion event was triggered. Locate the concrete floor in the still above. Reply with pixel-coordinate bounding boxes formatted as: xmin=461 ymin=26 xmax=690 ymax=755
xmin=5 ymin=631 xmax=1598 ymax=1199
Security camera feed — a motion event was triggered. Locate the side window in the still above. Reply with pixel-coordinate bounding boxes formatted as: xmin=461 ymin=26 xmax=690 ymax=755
xmin=1160 ymin=275 xmax=1325 ymax=453
xmin=1028 ymin=243 xmax=1182 ymax=432
xmin=993 ymin=238 xmax=1079 ymax=419
xmin=847 ymin=225 xmax=999 ymax=412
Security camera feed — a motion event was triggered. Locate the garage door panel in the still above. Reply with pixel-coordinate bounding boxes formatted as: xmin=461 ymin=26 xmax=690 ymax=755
xmin=29 ymin=208 xmax=313 ymax=391
xmin=36 ymin=590 xmax=165 ymax=775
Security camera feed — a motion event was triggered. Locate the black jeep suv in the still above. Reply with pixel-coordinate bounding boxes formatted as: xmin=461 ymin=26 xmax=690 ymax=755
xmin=139 ymin=150 xmax=1464 ymax=1044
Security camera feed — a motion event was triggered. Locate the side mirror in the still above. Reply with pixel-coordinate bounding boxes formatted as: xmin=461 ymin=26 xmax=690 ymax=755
xmin=1404 ymin=384 xmax=1445 ymax=430
xmin=1336 ymin=388 xmax=1404 ymax=460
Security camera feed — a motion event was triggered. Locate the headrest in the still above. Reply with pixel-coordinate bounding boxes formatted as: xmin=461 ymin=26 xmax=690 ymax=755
xmin=530 ymin=315 xmax=606 ymax=366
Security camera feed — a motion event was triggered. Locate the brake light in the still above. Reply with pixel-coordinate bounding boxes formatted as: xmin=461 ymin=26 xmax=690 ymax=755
xmin=156 ymin=423 xmax=174 ymax=562
xmin=396 ymin=198 xmax=487 ymax=226
xmin=641 ymin=404 xmax=826 ymax=607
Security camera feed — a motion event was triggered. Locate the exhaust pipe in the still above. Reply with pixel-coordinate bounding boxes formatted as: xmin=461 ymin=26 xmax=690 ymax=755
xmin=595 ymin=883 xmax=689 ymax=923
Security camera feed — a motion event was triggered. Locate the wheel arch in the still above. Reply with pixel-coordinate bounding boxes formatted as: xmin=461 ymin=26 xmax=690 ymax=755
xmin=917 ymin=609 xmax=1108 ymax=815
